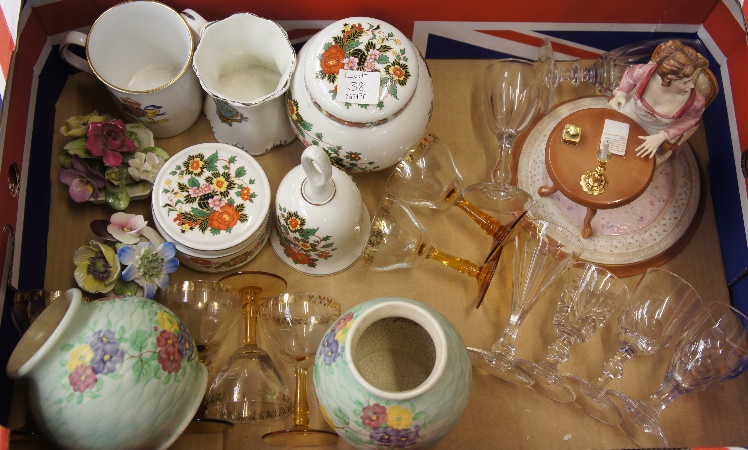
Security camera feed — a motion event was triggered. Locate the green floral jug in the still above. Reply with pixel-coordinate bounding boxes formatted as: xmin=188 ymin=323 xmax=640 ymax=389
xmin=6 ymin=289 xmax=207 ymax=450
xmin=313 ymin=297 xmax=472 ymax=448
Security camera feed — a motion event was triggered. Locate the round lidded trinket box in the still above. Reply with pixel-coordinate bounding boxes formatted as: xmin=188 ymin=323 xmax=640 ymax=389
xmin=151 ymin=143 xmax=271 ymax=272
xmin=286 ymin=17 xmax=433 ymax=173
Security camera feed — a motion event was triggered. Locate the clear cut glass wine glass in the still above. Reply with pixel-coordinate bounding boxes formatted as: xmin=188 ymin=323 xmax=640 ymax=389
xmin=535 ymin=36 xmax=710 ymax=114
xmin=561 ymin=267 xmax=702 ymax=425
xmin=607 ymin=302 xmax=748 ymax=448
xmin=259 ymin=292 xmax=341 ymax=446
xmin=468 ymin=219 xmax=584 ymax=386
xmin=362 ymin=195 xmax=510 ymax=307
xmin=203 ymin=271 xmax=292 ymax=423
xmin=385 ymin=133 xmax=534 ymax=252
xmin=484 ymin=59 xmax=541 ymax=184
xmin=160 ymin=280 xmax=242 ymax=432
xmin=514 ymin=262 xmax=628 ymax=403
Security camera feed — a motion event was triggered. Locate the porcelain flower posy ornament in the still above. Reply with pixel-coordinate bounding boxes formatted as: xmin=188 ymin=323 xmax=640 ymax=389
xmin=74 ymin=212 xmax=177 ymax=299
xmin=58 ymin=111 xmax=169 ymax=210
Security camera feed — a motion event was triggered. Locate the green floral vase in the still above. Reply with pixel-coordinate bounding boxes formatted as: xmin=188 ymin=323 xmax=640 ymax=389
xmin=313 ymin=297 xmax=471 ymax=448
xmin=6 ymin=289 xmax=207 ymax=450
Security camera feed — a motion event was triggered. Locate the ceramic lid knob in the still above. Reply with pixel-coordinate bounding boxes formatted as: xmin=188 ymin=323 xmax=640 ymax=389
xmin=301 ymin=145 xmax=335 ymax=205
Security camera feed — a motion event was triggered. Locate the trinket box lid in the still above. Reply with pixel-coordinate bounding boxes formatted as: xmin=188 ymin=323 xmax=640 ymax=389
xmin=152 ymin=143 xmax=271 ymax=252
xmin=303 ymin=17 xmax=420 ymax=125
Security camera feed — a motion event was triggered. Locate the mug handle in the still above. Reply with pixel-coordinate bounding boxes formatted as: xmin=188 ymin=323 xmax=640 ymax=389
xmin=180 ymin=9 xmax=208 ymax=45
xmin=59 ymin=31 xmax=93 ymax=75
xmin=301 ymin=145 xmax=335 ymax=205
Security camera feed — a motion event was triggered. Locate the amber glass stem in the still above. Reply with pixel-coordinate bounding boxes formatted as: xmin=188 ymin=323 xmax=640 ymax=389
xmin=455 ymin=198 xmax=508 ymax=240
xmin=293 ymin=366 xmax=310 ymax=428
xmin=241 ymin=290 xmax=260 ymax=346
xmin=425 ymin=246 xmax=493 ymax=282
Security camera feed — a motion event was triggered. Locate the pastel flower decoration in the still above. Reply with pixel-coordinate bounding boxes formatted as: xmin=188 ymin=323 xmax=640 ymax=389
xmin=127 ymin=151 xmax=164 ymax=183
xmin=59 ymin=111 xmax=112 ymax=137
xmin=69 ymin=364 xmax=98 ymax=393
xmin=361 ymin=403 xmax=388 ymax=429
xmin=73 ymin=240 xmax=121 ymax=294
xmin=67 ymin=344 xmax=94 ymax=372
xmin=386 ymin=405 xmax=413 ymax=430
xmin=59 ymin=154 xmax=107 ymax=202
xmin=107 ymin=212 xmax=148 ymax=245
xmin=117 ymin=241 xmax=179 ymax=299
xmin=156 ymin=310 xmax=180 ymax=334
xmin=86 ymin=119 xmax=137 ymax=167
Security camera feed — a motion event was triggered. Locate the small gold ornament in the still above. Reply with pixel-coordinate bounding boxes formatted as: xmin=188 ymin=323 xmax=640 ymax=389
xmin=562 ymin=124 xmax=581 ymax=145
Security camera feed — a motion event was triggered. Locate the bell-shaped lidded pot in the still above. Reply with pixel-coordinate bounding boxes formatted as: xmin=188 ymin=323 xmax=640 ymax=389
xmin=271 ymin=145 xmax=370 ymax=275
xmin=313 ymin=297 xmax=472 ymax=448
xmin=6 ymin=289 xmax=207 ymax=450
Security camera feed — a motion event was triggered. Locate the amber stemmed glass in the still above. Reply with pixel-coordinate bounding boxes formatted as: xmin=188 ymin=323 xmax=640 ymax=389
xmin=385 ymin=133 xmax=534 ymax=249
xmin=362 ymin=195 xmax=509 ymax=307
xmin=259 ymin=292 xmax=341 ymax=446
xmin=203 ymin=272 xmax=292 ymax=423
xmin=608 ymin=302 xmax=748 ymax=448
xmin=468 ymin=219 xmax=584 ymax=386
xmin=514 ymin=262 xmax=629 ymax=403
xmin=484 ymin=59 xmax=541 ymax=184
xmin=561 ymin=268 xmax=702 ymax=425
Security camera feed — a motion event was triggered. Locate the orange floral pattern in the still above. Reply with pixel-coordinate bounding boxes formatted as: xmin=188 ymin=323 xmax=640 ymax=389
xmin=161 ymin=149 xmax=257 ymax=236
xmin=276 ymin=205 xmax=336 ymax=269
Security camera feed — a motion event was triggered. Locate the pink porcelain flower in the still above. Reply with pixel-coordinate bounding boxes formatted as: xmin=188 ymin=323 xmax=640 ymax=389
xmin=86 ymin=119 xmax=136 ymax=167
xmin=107 ymin=212 xmax=147 ymax=244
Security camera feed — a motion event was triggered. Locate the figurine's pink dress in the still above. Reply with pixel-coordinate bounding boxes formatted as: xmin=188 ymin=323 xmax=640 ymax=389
xmin=612 ymin=63 xmax=706 ymax=143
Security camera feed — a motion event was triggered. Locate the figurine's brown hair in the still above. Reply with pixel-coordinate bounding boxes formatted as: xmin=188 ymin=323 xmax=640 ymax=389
xmin=651 ymin=40 xmax=709 ymax=87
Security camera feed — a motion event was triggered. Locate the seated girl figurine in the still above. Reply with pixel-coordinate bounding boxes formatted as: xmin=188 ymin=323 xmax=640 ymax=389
xmin=608 ymin=40 xmax=715 ymax=164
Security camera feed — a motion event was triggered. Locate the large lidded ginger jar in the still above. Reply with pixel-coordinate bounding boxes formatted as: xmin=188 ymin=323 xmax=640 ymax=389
xmin=313 ymin=297 xmax=471 ymax=448
xmin=287 ymin=17 xmax=433 ymax=173
xmin=6 ymin=289 xmax=207 ymax=450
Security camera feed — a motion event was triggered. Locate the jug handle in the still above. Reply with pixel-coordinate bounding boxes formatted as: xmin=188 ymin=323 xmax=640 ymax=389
xmin=301 ymin=146 xmax=335 ymax=205
xmin=180 ymin=9 xmax=209 ymax=45
xmin=59 ymin=31 xmax=94 ymax=75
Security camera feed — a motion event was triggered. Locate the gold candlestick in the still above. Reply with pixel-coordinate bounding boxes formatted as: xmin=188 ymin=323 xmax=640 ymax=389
xmin=581 ymin=143 xmax=611 ymax=195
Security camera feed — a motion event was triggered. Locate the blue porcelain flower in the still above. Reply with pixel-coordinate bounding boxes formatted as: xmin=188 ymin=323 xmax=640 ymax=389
xmin=117 ymin=241 xmax=178 ymax=299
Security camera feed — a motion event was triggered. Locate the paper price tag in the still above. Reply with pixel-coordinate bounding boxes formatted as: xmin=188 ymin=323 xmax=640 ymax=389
xmin=337 ymin=70 xmax=380 ymax=105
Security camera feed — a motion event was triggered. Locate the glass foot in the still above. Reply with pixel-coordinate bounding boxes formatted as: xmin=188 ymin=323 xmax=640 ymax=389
xmin=262 ymin=427 xmax=339 ymax=446
xmin=514 ymin=359 xmax=574 ymax=403
xmin=184 ymin=417 xmax=234 ymax=433
xmin=606 ymin=390 xmax=668 ymax=448
xmin=467 ymin=347 xmax=534 ymax=386
xmin=561 ymin=374 xmax=622 ymax=425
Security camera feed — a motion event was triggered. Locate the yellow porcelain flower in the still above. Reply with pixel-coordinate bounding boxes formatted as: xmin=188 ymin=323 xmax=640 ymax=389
xmin=73 ymin=240 xmax=121 ymax=294
xmin=386 ymin=405 xmax=413 ymax=430
xmin=59 ymin=111 xmax=112 ymax=137
xmin=156 ymin=310 xmax=180 ymax=334
xmin=67 ymin=344 xmax=94 ymax=371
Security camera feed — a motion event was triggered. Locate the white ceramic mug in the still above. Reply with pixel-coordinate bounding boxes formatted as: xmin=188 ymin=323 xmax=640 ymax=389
xmin=183 ymin=11 xmax=296 ymax=155
xmin=59 ymin=1 xmax=203 ymax=138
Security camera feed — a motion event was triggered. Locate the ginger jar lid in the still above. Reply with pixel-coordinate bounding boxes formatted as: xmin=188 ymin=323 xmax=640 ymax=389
xmin=303 ymin=17 xmax=420 ymax=126
xmin=152 ymin=143 xmax=271 ymax=252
